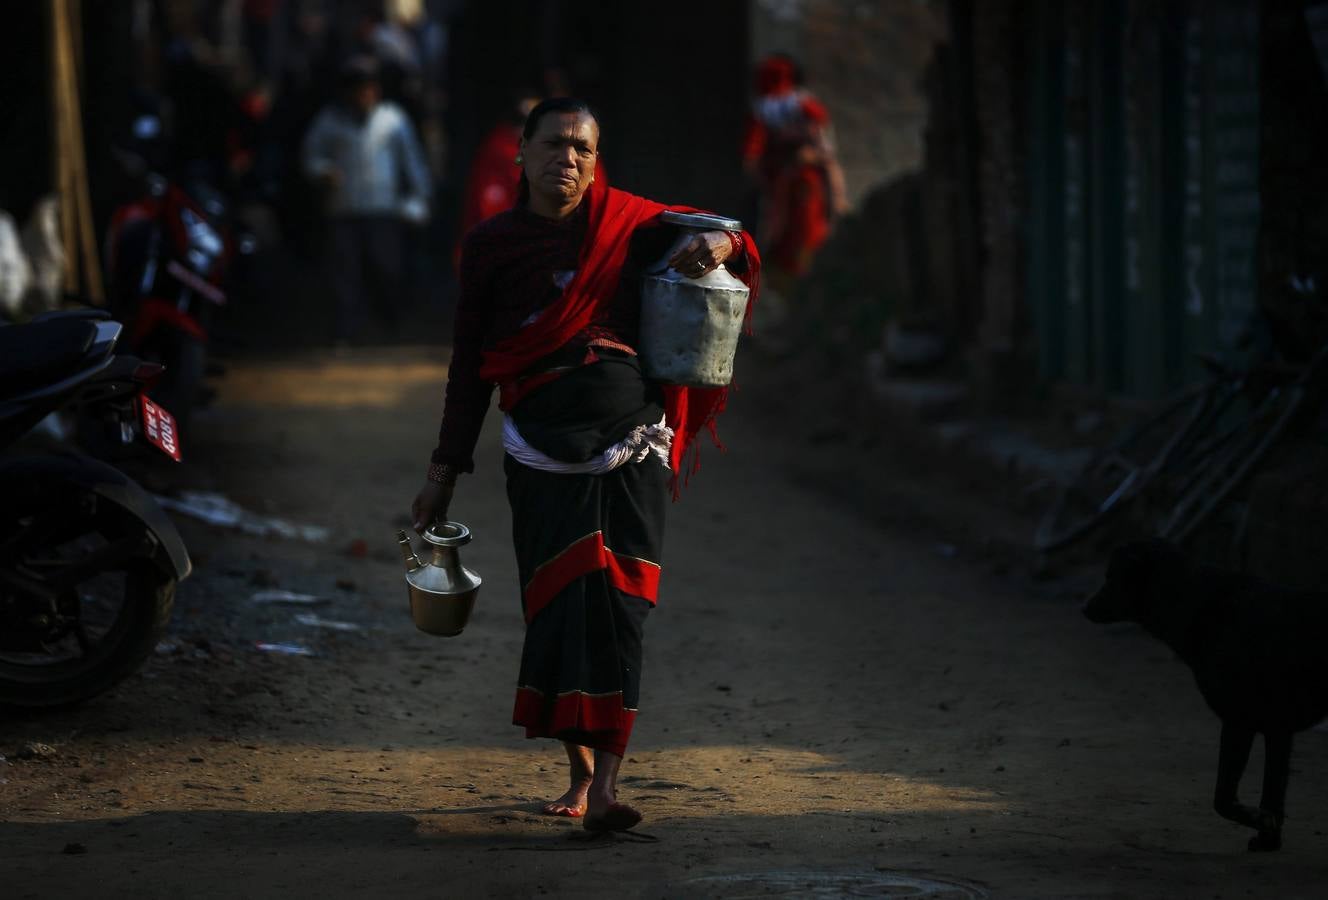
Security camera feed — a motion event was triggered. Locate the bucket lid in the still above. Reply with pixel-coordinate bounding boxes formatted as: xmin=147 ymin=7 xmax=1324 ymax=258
xmin=660 ymin=210 xmax=743 ymax=233
xmin=423 ymin=521 xmax=472 ymax=547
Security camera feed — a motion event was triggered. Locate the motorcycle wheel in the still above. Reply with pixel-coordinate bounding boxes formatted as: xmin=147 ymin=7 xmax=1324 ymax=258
xmin=0 ymin=487 xmax=176 ymax=709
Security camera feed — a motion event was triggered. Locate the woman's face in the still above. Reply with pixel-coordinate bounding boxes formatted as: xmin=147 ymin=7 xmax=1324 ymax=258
xmin=520 ymin=111 xmax=599 ymax=209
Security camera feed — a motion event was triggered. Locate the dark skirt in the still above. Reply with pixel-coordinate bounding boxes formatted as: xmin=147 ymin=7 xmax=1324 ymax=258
xmin=505 ymin=354 xmax=668 ymax=757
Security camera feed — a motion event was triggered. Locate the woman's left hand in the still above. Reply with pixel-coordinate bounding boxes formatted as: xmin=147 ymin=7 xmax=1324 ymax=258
xmin=668 ymin=231 xmax=734 ymax=278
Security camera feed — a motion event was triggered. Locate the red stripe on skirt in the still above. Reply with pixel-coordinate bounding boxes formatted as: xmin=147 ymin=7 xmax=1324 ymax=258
xmin=513 ymin=686 xmax=638 ymax=757
xmin=522 ymin=531 xmax=660 ymax=624
xmin=605 ymin=549 xmax=660 ymax=602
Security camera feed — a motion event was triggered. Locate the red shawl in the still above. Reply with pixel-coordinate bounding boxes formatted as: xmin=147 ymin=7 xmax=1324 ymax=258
xmin=477 ymin=180 xmax=760 ymax=487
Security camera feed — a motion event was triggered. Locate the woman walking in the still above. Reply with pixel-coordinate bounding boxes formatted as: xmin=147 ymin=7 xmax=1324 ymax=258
xmin=412 ymin=98 xmax=758 ymax=832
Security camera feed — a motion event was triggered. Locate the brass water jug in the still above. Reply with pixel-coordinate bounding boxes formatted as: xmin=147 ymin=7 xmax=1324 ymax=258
xmin=396 ymin=522 xmax=482 ymax=636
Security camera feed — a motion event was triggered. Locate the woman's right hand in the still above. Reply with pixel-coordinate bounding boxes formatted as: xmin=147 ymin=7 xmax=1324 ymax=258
xmin=412 ymin=480 xmax=454 ymax=533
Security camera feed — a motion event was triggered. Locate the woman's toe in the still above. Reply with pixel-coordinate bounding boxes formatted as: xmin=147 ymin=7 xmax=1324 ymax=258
xmin=541 ymin=801 xmax=584 ymax=818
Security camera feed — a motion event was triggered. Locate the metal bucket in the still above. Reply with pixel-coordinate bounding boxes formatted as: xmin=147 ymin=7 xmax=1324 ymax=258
xmin=639 ymin=211 xmax=750 ymax=388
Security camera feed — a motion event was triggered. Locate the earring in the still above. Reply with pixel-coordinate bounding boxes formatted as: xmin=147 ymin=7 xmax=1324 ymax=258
xmin=514 ymin=154 xmax=523 ymax=165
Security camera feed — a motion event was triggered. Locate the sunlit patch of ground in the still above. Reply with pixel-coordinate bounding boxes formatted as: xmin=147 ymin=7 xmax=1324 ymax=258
xmin=2 ymin=743 xmax=1005 ymax=833
xmin=216 ymin=348 xmax=448 ymax=410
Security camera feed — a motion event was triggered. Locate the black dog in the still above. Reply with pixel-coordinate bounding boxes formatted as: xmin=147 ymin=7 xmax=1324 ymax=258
xmin=1084 ymin=538 xmax=1328 ymax=851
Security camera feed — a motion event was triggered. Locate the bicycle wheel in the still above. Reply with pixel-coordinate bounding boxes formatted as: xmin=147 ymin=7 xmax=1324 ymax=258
xmin=1160 ymin=380 xmax=1308 ymax=544
xmin=1035 ymin=386 xmax=1210 ymax=552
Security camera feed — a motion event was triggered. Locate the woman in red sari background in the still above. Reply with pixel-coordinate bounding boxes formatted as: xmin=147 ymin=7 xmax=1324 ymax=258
xmin=412 ymin=98 xmax=758 ymax=833
xmin=452 ymin=94 xmax=536 ymax=269
xmin=741 ymin=54 xmax=848 ymax=281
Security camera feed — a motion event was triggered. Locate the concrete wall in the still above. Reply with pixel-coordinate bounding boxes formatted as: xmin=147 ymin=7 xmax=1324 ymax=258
xmin=749 ymin=0 xmax=948 ymax=206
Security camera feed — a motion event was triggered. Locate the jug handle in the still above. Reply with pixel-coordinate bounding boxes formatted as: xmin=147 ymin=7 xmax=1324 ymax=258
xmin=646 ymin=229 xmax=707 ymax=276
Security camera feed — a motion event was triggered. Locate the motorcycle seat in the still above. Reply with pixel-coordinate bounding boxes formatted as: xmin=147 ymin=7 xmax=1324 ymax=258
xmin=0 ymin=318 xmax=100 ymax=397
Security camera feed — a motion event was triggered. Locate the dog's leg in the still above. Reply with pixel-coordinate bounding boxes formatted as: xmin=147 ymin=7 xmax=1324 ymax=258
xmin=1213 ymin=721 xmax=1264 ymax=833
xmin=1247 ymin=730 xmax=1292 ymax=852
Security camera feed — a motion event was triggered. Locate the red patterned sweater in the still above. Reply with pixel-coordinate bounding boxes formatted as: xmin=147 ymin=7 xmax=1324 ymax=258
xmin=432 ymin=201 xmax=747 ymax=473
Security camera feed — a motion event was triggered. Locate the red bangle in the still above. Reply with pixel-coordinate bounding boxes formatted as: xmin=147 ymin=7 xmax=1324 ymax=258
xmin=726 ymin=230 xmax=744 ymax=260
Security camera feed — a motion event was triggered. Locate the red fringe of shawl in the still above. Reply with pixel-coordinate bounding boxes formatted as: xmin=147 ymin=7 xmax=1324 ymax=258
xmin=477 ymin=181 xmax=760 ymax=496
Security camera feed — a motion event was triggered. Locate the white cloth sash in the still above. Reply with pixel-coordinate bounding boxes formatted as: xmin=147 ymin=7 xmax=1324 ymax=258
xmin=502 ymin=414 xmax=673 ymax=475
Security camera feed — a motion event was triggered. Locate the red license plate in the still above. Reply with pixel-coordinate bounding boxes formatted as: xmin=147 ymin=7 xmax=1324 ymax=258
xmin=140 ymin=395 xmax=182 ymax=462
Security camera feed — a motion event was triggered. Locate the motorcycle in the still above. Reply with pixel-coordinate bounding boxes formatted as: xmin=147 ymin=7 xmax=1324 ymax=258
xmin=0 ymin=309 xmax=191 ymax=708
xmin=105 ymin=103 xmax=269 ymax=432
xmin=105 ymin=171 xmax=237 ymax=434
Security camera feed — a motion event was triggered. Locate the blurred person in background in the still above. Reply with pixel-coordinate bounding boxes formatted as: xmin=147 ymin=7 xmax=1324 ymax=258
xmin=741 ymin=54 xmax=847 ymax=287
xmin=241 ymin=0 xmax=281 ymax=81
xmin=453 ymin=90 xmax=540 ymax=268
xmin=301 ymin=55 xmax=431 ymax=344
xmin=160 ymin=4 xmax=248 ymax=189
xmin=354 ymin=0 xmax=424 ymax=125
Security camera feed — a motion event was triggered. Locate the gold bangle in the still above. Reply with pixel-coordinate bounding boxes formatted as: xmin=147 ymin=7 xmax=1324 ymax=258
xmin=427 ymin=462 xmax=459 ymax=485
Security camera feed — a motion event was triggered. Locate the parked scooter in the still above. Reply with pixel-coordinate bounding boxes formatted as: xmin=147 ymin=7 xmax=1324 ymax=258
xmin=0 ymin=310 xmax=191 ymax=708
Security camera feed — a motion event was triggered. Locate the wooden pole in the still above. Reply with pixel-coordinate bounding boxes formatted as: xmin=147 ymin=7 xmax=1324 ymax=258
xmin=66 ymin=1 xmax=104 ymax=305
xmin=52 ymin=0 xmax=104 ymax=304
xmin=50 ymin=0 xmax=76 ymax=295
xmin=69 ymin=0 xmax=82 ymax=75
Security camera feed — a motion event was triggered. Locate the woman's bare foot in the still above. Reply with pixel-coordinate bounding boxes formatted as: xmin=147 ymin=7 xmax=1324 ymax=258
xmin=583 ymin=800 xmax=642 ymax=832
xmin=582 ymin=749 xmax=642 ymax=831
xmin=542 ymin=781 xmax=591 ymax=817
xmin=541 ymin=742 xmax=593 ymax=818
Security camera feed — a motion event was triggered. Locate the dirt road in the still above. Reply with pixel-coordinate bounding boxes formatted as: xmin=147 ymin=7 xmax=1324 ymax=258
xmin=3 ymin=344 xmax=1326 ymax=898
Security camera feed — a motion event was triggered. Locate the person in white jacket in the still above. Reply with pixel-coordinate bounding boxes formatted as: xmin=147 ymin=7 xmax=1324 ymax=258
xmin=301 ymin=56 xmax=432 ymax=344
